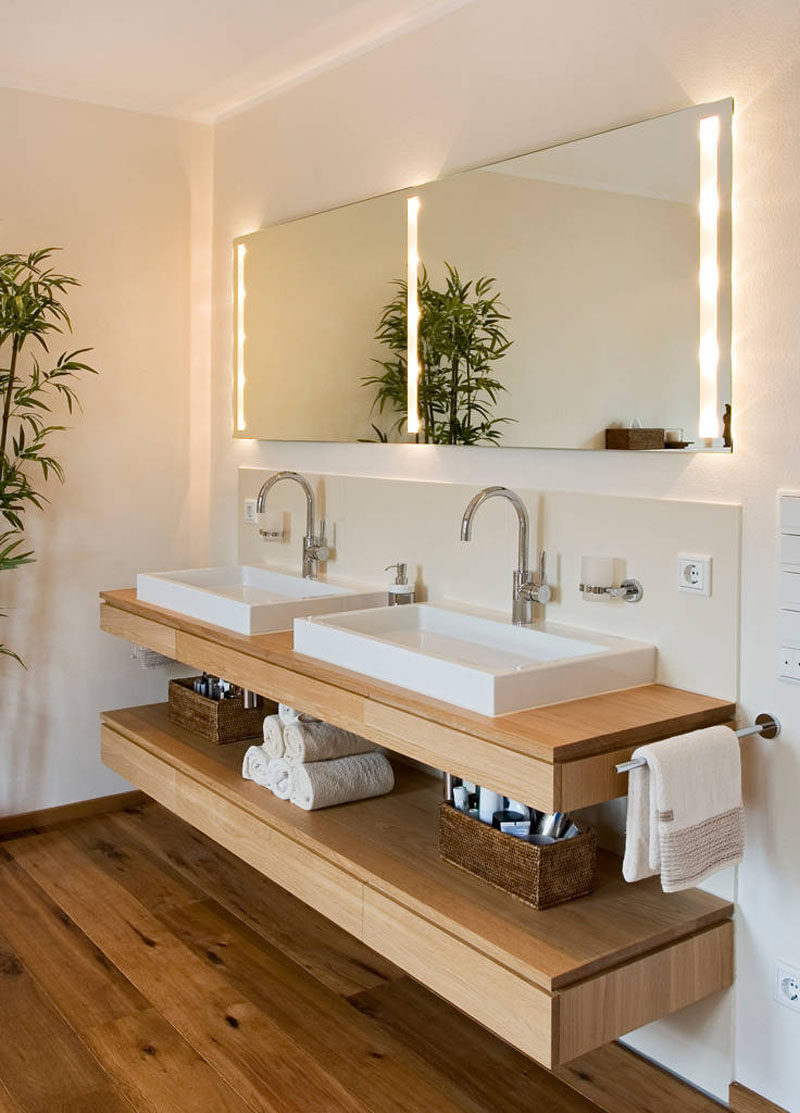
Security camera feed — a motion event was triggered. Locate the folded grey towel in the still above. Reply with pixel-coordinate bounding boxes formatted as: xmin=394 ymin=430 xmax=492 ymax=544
xmin=289 ymin=752 xmax=395 ymax=811
xmin=283 ymin=720 xmax=376 ymax=767
xmin=262 ymin=715 xmax=285 ymax=759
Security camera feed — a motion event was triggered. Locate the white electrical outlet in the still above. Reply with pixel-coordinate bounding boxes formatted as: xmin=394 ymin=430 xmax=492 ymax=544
xmin=243 ymin=498 xmax=257 ymax=524
xmin=775 ymin=960 xmax=800 ymax=1013
xmin=677 ymin=555 xmax=712 ymax=596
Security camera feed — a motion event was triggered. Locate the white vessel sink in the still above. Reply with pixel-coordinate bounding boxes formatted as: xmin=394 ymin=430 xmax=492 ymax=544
xmin=136 ymin=565 xmax=387 ymax=635
xmin=293 ymin=602 xmax=656 ymax=715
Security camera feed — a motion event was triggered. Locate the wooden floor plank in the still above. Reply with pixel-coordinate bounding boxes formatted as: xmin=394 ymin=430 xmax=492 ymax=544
xmin=6 ymin=830 xmax=373 ymax=1113
xmin=0 ymin=856 xmax=149 ymax=1029
xmin=0 ymin=802 xmax=729 ymax=1113
xmin=110 ymin=801 xmax=399 ymax=995
xmin=0 ymin=923 xmax=135 ymax=1113
xmin=85 ymin=1006 xmax=254 ymax=1113
xmin=159 ymin=896 xmax=482 ymax=1113
xmin=348 ymin=975 xmax=601 ymax=1113
xmin=556 ymin=1042 xmax=724 ymax=1113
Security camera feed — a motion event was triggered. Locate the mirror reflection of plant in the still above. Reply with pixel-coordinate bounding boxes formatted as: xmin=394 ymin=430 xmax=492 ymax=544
xmin=364 ymin=263 xmax=513 ymax=445
xmin=0 ymin=249 xmax=97 ymax=664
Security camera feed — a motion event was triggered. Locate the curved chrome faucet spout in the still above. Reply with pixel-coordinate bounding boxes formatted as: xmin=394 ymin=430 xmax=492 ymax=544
xmin=255 ymin=470 xmax=328 ymax=579
xmin=460 ymin=486 xmax=529 ymax=575
xmin=460 ymin=485 xmax=550 ymax=625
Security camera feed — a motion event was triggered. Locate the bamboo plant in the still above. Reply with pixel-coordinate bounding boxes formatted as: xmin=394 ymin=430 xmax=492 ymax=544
xmin=0 ymin=249 xmax=97 ymax=664
xmin=363 ymin=263 xmax=513 ymax=444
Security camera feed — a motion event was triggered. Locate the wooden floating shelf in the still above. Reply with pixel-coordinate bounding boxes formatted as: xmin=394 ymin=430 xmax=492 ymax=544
xmin=100 ymin=589 xmax=736 ymax=812
xmin=101 ymin=703 xmax=734 ymax=1069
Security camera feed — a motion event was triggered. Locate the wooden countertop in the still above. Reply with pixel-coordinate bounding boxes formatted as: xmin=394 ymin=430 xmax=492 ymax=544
xmin=101 ymin=588 xmax=736 ymax=766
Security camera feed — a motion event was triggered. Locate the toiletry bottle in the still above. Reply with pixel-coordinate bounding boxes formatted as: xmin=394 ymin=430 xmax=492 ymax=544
xmin=385 ymin=562 xmax=415 ymax=605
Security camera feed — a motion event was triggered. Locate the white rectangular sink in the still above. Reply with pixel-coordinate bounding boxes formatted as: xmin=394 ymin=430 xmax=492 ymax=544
xmin=293 ymin=602 xmax=656 ymax=715
xmin=136 ymin=565 xmax=387 ymax=635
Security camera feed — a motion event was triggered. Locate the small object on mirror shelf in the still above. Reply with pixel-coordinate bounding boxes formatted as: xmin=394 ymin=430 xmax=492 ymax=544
xmin=605 ymin=426 xmax=665 ymax=450
xmin=723 ymin=403 xmax=733 ymax=449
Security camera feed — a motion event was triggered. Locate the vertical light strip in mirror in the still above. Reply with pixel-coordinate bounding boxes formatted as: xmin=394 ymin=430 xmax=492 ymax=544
xmin=235 ymin=242 xmax=247 ymax=432
xmin=406 ymin=196 xmax=421 ymax=435
xmin=698 ymin=115 xmax=720 ymax=439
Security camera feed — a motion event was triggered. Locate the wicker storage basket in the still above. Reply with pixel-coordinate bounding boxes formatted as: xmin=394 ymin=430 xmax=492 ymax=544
xmin=439 ymin=803 xmax=598 ymax=910
xmin=168 ymin=678 xmax=277 ymax=744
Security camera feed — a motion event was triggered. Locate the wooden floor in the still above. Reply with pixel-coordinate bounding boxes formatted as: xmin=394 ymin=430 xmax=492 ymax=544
xmin=0 ymin=800 xmax=724 ymax=1113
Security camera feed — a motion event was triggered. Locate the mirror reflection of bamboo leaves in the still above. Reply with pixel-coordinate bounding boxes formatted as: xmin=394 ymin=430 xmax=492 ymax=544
xmin=363 ymin=263 xmax=515 ymax=445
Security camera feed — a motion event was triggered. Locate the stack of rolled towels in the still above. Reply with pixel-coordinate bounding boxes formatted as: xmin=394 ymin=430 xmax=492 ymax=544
xmin=241 ymin=704 xmax=394 ymax=811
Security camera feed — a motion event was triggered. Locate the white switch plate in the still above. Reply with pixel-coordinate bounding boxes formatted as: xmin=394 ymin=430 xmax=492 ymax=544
xmin=775 ymin=960 xmax=800 ymax=1012
xmin=243 ymin=498 xmax=257 ymax=524
xmin=677 ymin=555 xmax=712 ymax=596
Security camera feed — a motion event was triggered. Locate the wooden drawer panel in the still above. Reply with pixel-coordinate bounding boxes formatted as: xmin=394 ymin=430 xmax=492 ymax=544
xmin=362 ymin=887 xmax=557 ymax=1067
xmin=175 ymin=632 xmax=366 ymax=731
xmin=100 ymin=603 xmax=176 ymax=659
xmin=364 ymin=702 xmax=558 ymax=810
xmin=101 ymin=726 xmax=364 ymax=938
xmin=556 ymin=921 xmax=734 ymax=1062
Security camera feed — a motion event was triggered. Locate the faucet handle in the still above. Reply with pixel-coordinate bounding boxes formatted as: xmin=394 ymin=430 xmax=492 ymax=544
xmin=522 ymin=549 xmax=551 ymax=605
xmin=538 ymin=549 xmax=547 ymax=585
xmin=317 ymin=519 xmax=327 ymax=543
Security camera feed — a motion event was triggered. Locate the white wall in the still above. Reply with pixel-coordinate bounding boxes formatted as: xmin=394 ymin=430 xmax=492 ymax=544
xmin=0 ymin=88 xmax=212 ymax=813
xmin=212 ymin=1 xmax=800 ymax=1106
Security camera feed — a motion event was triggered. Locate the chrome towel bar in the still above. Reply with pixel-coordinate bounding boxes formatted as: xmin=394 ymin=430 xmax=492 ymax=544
xmin=615 ymin=713 xmax=781 ymax=774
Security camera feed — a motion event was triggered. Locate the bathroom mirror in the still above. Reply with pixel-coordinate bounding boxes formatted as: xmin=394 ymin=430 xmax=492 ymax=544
xmin=234 ymin=99 xmax=732 ymax=452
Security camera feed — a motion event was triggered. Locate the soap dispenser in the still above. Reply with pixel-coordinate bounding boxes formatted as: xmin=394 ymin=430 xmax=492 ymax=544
xmin=385 ymin=562 xmax=415 ymax=605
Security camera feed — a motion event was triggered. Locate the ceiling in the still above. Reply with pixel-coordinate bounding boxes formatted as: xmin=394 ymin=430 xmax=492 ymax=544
xmin=0 ymin=0 xmax=473 ymax=122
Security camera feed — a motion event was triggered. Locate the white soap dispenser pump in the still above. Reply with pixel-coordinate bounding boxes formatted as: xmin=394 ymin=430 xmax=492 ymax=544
xmin=385 ymin=562 xmax=415 ymax=605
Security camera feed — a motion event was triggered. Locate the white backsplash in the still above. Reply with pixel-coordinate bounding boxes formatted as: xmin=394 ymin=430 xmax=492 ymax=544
xmin=239 ymin=469 xmax=740 ymax=701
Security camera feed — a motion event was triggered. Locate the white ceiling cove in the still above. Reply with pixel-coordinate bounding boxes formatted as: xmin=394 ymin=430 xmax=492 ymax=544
xmin=0 ymin=0 xmax=474 ymax=122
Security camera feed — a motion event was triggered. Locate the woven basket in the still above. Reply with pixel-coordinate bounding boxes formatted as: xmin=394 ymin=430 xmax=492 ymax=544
xmin=168 ymin=678 xmax=277 ymax=745
xmin=439 ymin=803 xmax=597 ymax=910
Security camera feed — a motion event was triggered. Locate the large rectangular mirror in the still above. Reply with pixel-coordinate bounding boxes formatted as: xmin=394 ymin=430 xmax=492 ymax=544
xmin=234 ymin=98 xmax=732 ymax=452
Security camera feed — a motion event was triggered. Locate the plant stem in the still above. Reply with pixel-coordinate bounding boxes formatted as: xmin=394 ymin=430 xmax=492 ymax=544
xmin=0 ymin=338 xmax=19 ymax=464
xmin=449 ymin=355 xmax=459 ymax=444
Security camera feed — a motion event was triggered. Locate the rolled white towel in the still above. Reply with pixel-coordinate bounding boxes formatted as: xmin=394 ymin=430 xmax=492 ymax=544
xmin=283 ymin=720 xmax=376 ymax=767
xmin=262 ymin=715 xmax=285 ymax=760
xmin=242 ymin=745 xmax=271 ymax=787
xmin=269 ymin=757 xmax=293 ymax=801
xmin=290 ymin=752 xmax=395 ymax=811
xmin=278 ymin=704 xmax=317 ymax=727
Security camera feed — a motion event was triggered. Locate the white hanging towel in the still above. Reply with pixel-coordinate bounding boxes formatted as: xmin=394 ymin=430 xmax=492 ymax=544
xmin=623 ymin=725 xmax=745 ymax=892
xmin=283 ymin=720 xmax=376 ymax=766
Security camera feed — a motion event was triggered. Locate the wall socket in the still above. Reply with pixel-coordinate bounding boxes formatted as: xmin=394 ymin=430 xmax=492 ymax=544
xmin=243 ymin=498 xmax=257 ymax=524
xmin=677 ymin=554 xmax=712 ymax=596
xmin=775 ymin=960 xmax=800 ymax=1013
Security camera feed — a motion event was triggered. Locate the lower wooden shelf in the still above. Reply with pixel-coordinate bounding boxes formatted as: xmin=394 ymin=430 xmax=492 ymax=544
xmin=100 ymin=703 xmax=734 ymax=1069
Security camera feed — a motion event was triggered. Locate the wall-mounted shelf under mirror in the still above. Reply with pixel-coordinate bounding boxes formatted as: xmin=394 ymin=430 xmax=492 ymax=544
xmin=234 ymin=99 xmax=732 ymax=453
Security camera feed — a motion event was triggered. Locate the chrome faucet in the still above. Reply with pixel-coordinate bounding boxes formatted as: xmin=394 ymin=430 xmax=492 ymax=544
xmin=256 ymin=470 xmax=329 ymax=580
xmin=460 ymin=486 xmax=551 ymax=625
